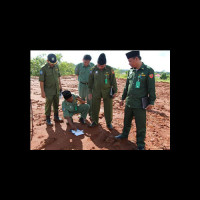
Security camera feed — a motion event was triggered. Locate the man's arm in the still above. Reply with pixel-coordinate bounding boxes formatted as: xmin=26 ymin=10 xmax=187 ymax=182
xmin=62 ymin=102 xmax=77 ymax=130
xmin=39 ymin=68 xmax=45 ymax=98
xmin=59 ymin=77 xmax=62 ymax=90
xmin=88 ymin=68 xmax=94 ymax=100
xmin=76 ymin=97 xmax=86 ymax=104
xmin=122 ymin=71 xmax=130 ymax=101
xmin=57 ymin=66 xmax=62 ymax=90
xmin=147 ymin=68 xmax=156 ymax=106
xmin=40 ymin=82 xmax=45 ymax=98
xmin=75 ymin=64 xmax=80 ymax=76
xmin=111 ymin=69 xmax=118 ymax=94
xmin=120 ymin=71 xmax=130 ymax=106
xmin=65 ymin=117 xmax=77 ymax=131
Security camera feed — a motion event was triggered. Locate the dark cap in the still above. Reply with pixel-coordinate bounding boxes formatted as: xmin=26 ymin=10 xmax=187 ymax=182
xmin=126 ymin=51 xmax=140 ymax=59
xmin=97 ymin=53 xmax=106 ymax=65
xmin=83 ymin=55 xmax=92 ymax=61
xmin=62 ymin=90 xmax=72 ymax=100
xmin=47 ymin=54 xmax=57 ymax=64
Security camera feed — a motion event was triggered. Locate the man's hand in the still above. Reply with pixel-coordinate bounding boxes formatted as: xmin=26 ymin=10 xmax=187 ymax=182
xmin=88 ymin=94 xmax=92 ymax=100
xmin=77 ymin=97 xmax=85 ymax=104
xmin=66 ymin=117 xmax=77 ymax=131
xmin=59 ymin=77 xmax=62 ymax=91
xmin=146 ymin=104 xmax=154 ymax=110
xmin=120 ymin=100 xmax=124 ymax=107
xmin=41 ymin=91 xmax=46 ymax=98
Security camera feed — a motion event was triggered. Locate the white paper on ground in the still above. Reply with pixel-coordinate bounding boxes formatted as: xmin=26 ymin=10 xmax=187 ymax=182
xmin=71 ymin=129 xmax=84 ymax=136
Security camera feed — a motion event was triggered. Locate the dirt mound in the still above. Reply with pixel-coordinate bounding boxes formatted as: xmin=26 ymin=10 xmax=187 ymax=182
xmin=30 ymin=76 xmax=170 ymax=150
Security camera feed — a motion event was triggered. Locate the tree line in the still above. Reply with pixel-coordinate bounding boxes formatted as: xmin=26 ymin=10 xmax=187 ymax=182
xmin=30 ymin=54 xmax=76 ymax=76
xmin=30 ymin=54 xmax=169 ymax=81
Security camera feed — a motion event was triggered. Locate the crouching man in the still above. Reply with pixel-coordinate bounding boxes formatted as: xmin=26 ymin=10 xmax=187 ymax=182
xmin=62 ymin=90 xmax=90 ymax=131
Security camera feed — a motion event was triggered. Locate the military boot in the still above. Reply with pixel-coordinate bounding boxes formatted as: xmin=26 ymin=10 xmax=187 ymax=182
xmin=46 ymin=116 xmax=53 ymax=126
xmin=54 ymin=114 xmax=63 ymax=123
xmin=107 ymin=124 xmax=113 ymax=129
xmin=79 ymin=117 xmax=86 ymax=124
xmin=115 ymin=134 xmax=128 ymax=140
xmin=137 ymin=146 xmax=145 ymax=150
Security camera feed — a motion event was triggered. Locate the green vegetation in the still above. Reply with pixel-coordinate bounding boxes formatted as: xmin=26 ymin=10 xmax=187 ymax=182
xmin=59 ymin=61 xmax=76 ymax=76
xmin=30 ymin=54 xmax=46 ymax=76
xmin=114 ymin=68 xmax=128 ymax=79
xmin=30 ymin=54 xmax=170 ymax=83
xmin=155 ymin=72 xmax=170 ymax=83
xmin=30 ymin=54 xmax=76 ymax=76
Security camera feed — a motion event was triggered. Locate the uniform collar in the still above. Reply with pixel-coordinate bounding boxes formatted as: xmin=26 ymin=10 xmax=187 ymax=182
xmin=97 ymin=65 xmax=107 ymax=71
xmin=47 ymin=63 xmax=55 ymax=68
xmin=132 ymin=62 xmax=145 ymax=71
xmin=140 ymin=62 xmax=145 ymax=70
xmin=83 ymin=63 xmax=91 ymax=68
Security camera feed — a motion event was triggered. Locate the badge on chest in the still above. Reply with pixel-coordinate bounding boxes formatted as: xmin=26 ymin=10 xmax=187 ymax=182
xmin=136 ymin=81 xmax=140 ymax=88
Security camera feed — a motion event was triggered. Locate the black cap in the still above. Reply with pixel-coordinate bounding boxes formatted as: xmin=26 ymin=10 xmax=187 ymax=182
xmin=97 ymin=53 xmax=106 ymax=65
xmin=62 ymin=90 xmax=72 ymax=100
xmin=47 ymin=54 xmax=57 ymax=64
xmin=83 ymin=55 xmax=92 ymax=61
xmin=126 ymin=51 xmax=140 ymax=59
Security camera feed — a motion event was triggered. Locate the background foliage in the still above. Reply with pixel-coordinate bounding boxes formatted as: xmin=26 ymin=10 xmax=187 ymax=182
xmin=30 ymin=54 xmax=170 ymax=82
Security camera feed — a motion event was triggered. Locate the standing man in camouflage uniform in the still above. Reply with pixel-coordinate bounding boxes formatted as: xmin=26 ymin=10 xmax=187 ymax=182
xmin=75 ymin=55 xmax=94 ymax=119
xmin=115 ymin=51 xmax=156 ymax=150
xmin=88 ymin=53 xmax=117 ymax=129
xmin=39 ymin=54 xmax=63 ymax=126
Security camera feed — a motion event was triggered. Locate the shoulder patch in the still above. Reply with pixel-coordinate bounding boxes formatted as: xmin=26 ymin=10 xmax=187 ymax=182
xmin=40 ymin=70 xmax=43 ymax=75
xmin=149 ymin=74 xmax=154 ymax=78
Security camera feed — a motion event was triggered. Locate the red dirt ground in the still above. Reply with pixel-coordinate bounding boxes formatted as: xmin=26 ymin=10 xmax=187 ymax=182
xmin=30 ymin=75 xmax=170 ymax=150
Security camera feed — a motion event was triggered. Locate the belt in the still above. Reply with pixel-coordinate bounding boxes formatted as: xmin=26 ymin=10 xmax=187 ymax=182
xmin=80 ymin=82 xmax=88 ymax=85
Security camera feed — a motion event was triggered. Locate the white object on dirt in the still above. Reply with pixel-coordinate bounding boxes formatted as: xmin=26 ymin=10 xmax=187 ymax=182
xmin=71 ymin=129 xmax=84 ymax=136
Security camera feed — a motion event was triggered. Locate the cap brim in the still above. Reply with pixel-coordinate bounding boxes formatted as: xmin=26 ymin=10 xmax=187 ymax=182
xmin=49 ymin=60 xmax=57 ymax=64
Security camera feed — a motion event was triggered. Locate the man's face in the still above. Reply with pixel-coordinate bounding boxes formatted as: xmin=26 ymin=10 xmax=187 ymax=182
xmin=66 ymin=96 xmax=73 ymax=103
xmin=47 ymin=60 xmax=55 ymax=67
xmin=97 ymin=64 xmax=106 ymax=70
xmin=128 ymin=57 xmax=138 ymax=68
xmin=83 ymin=59 xmax=90 ymax=67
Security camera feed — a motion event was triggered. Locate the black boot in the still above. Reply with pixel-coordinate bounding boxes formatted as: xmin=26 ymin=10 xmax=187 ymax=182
xmin=79 ymin=117 xmax=86 ymax=124
xmin=54 ymin=114 xmax=63 ymax=123
xmin=137 ymin=146 xmax=145 ymax=150
xmin=107 ymin=124 xmax=113 ymax=129
xmin=115 ymin=134 xmax=128 ymax=140
xmin=46 ymin=116 xmax=53 ymax=126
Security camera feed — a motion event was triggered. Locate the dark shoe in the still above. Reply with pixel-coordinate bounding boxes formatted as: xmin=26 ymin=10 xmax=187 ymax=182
xmin=54 ymin=116 xmax=63 ymax=123
xmin=79 ymin=117 xmax=86 ymax=124
xmin=89 ymin=122 xmax=98 ymax=128
xmin=107 ymin=124 xmax=113 ymax=129
xmin=46 ymin=118 xmax=53 ymax=126
xmin=137 ymin=146 xmax=145 ymax=150
xmin=115 ymin=134 xmax=128 ymax=140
